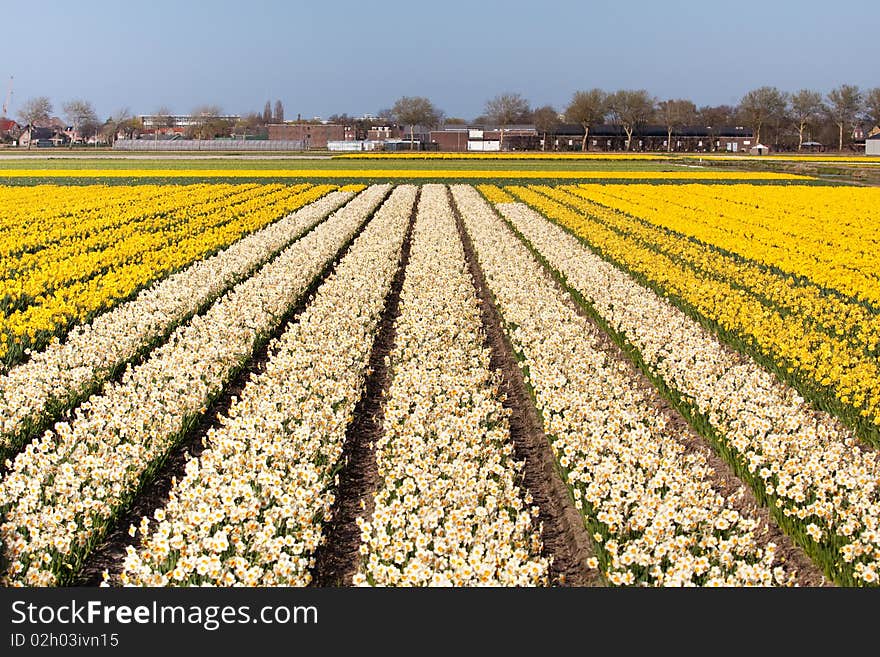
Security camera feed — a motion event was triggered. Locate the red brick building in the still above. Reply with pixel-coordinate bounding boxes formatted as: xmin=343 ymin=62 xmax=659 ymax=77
xmin=267 ymin=123 xmax=355 ymax=148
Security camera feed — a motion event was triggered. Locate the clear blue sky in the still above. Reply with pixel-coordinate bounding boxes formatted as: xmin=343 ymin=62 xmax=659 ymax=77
xmin=2 ymin=0 xmax=877 ymax=122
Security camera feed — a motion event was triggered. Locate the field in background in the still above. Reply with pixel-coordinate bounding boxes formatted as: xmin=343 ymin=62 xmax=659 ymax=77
xmin=6 ymin=151 xmax=877 ymax=185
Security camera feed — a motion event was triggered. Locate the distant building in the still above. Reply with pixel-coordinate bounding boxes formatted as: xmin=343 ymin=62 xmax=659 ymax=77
xmin=552 ymin=124 xmax=754 ymax=152
xmin=17 ymin=125 xmax=69 ymax=148
xmin=367 ymin=125 xmax=403 ymax=141
xmin=139 ymin=114 xmax=240 ymax=129
xmin=867 ymin=133 xmax=880 ymax=156
xmin=267 ymin=123 xmax=354 ymax=149
xmin=429 ymin=124 xmax=538 ymax=152
xmin=327 ymin=140 xmax=381 ymax=152
xmin=0 ymin=118 xmax=20 ymax=141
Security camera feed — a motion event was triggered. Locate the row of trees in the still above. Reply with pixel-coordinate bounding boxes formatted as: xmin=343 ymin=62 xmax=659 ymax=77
xmin=535 ymin=85 xmax=879 ymax=151
xmin=386 ymin=85 xmax=880 ymax=152
xmin=11 ymin=97 xmax=291 ymax=147
xmin=10 ymin=85 xmax=880 ymax=151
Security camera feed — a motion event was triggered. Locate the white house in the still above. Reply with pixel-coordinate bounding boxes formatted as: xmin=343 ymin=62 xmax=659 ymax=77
xmin=866 ymin=133 xmax=880 ymax=156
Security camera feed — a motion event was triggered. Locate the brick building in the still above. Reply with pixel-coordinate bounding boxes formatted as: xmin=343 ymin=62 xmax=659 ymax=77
xmin=267 ymin=123 xmax=355 ymax=149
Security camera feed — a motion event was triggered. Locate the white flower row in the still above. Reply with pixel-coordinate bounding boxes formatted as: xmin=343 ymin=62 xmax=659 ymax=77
xmin=0 ymin=186 xmax=351 ymax=457
xmin=0 ymin=184 xmax=391 ymax=586
xmin=452 ymin=185 xmax=792 ymax=586
xmin=355 ymin=184 xmax=548 ymax=587
xmin=117 ymin=185 xmax=418 ymax=587
xmin=494 ymin=195 xmax=880 ymax=586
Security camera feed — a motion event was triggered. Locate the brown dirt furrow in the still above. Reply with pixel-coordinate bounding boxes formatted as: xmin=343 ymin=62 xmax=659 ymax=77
xmin=74 ymin=191 xmax=389 ymax=586
xmin=450 ymin=186 xmax=602 ymax=587
xmin=309 ymin=189 xmax=418 ymax=587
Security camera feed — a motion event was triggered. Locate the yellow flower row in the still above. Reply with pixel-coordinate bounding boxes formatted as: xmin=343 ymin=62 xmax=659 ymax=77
xmin=508 ymin=185 xmax=880 ymax=435
xmin=0 ymin=185 xmax=171 ymax=255
xmin=0 ymin=168 xmax=811 ymax=180
xmin=333 ymin=152 xmax=667 ymax=160
xmin=574 ymin=183 xmax=880 ymax=307
xmin=476 ymin=184 xmax=514 ymax=204
xmin=0 ymin=184 xmax=300 ymax=302
xmin=0 ymin=184 xmax=336 ymax=363
xmin=680 ymin=154 xmax=880 ymax=164
xmin=546 ymin=185 xmax=880 ymax=355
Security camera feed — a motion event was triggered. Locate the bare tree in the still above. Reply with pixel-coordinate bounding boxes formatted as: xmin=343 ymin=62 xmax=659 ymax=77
xmin=390 ymin=96 xmax=443 ymax=150
xmin=565 ymin=89 xmax=608 ymax=151
xmin=658 ymin=99 xmax=696 ymax=152
xmin=484 ymin=92 xmax=530 ymax=150
xmin=99 ymin=107 xmax=130 ymax=147
xmin=826 ymin=84 xmax=863 ymax=151
xmin=62 ymin=99 xmax=98 ymax=147
xmin=864 ymin=87 xmax=880 ymax=130
xmin=532 ymin=105 xmax=560 ymax=151
xmin=273 ymin=99 xmax=284 ymax=123
xmin=17 ymin=96 xmax=53 ymax=149
xmin=739 ymin=86 xmax=788 ymax=146
xmin=190 ymin=105 xmax=227 ymax=140
xmin=235 ymin=112 xmax=266 ymax=139
xmin=608 ymin=89 xmax=655 ymax=150
xmin=789 ymin=90 xmax=825 ymax=150
xmin=153 ymin=106 xmax=174 ymax=142
xmin=101 ymin=107 xmax=138 ymax=147
xmin=263 ymin=101 xmax=272 ymax=124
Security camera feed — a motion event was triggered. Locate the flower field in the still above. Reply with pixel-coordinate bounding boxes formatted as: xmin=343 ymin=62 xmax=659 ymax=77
xmin=0 ymin=168 xmax=810 ymax=182
xmin=0 ymin=177 xmax=876 ymax=587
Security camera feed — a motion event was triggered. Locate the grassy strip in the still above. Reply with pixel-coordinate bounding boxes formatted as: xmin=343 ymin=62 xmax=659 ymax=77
xmin=0 ymin=175 xmax=838 ymax=188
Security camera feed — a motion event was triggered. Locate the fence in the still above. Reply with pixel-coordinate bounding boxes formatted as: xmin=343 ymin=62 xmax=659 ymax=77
xmin=113 ymin=139 xmax=307 ymax=151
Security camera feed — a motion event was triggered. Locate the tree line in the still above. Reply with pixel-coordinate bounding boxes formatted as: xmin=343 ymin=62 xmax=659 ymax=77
xmin=7 ymin=98 xmax=290 ymax=147
xmin=7 ymin=86 xmax=880 ymax=151
xmin=391 ymin=85 xmax=880 ymax=152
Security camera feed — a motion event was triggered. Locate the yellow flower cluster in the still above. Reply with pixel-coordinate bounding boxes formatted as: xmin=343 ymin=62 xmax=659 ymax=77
xmin=509 ymin=185 xmax=880 ymax=433
xmin=559 ymin=184 xmax=880 ymax=356
xmin=572 ymin=183 xmax=880 ymax=307
xmin=119 ymin=185 xmax=415 ymax=586
xmin=0 ymin=187 xmax=352 ymax=458
xmin=355 ymin=185 xmax=547 ymax=587
xmin=0 ymin=183 xmax=336 ymax=363
xmin=476 ymin=184 xmax=514 ymax=204
xmin=454 ymin=185 xmax=792 ymax=586
xmin=489 ymin=194 xmax=880 ymax=585
xmin=0 ymin=168 xmax=809 ymax=181
xmin=0 ymin=186 xmax=391 ymax=585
